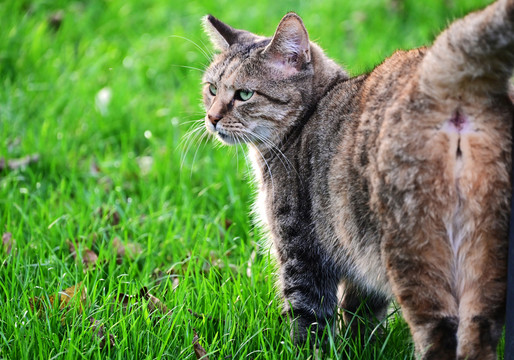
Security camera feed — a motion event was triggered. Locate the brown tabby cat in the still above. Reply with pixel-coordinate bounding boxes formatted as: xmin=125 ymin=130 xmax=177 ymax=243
xmin=201 ymin=0 xmax=514 ymax=359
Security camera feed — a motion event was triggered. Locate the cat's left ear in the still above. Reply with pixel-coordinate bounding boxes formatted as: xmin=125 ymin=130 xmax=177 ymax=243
xmin=263 ymin=13 xmax=311 ymax=75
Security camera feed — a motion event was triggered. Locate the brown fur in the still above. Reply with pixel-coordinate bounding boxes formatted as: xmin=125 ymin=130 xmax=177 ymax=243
xmin=200 ymin=1 xmax=514 ymax=358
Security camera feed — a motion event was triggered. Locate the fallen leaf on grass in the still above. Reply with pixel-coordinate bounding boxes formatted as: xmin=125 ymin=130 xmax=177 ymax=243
xmin=96 ymin=207 xmax=121 ymax=226
xmin=29 ymin=282 xmax=87 ymax=315
xmin=0 ymin=154 xmax=40 ymax=171
xmin=67 ymin=240 xmax=98 ymax=271
xmin=152 ymin=268 xmax=180 ymax=289
xmin=115 ymin=287 xmax=170 ymax=316
xmin=115 ymin=292 xmax=137 ymax=313
xmin=139 ymin=287 xmax=171 ymax=315
xmin=90 ymin=161 xmax=101 ymax=177
xmin=48 ymin=10 xmax=64 ymax=31
xmin=112 ymin=237 xmax=143 ymax=264
xmin=90 ymin=161 xmax=114 ymax=190
xmin=188 ymin=309 xmax=221 ymax=327
xmin=2 ymin=232 xmax=14 ymax=255
xmin=223 ymin=219 xmax=233 ymax=229
xmin=193 ymin=330 xmax=210 ymax=360
xmin=90 ymin=318 xmax=116 ymax=349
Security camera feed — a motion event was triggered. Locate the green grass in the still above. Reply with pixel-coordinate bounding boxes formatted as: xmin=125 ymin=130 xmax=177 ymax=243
xmin=0 ymin=0 xmax=496 ymax=359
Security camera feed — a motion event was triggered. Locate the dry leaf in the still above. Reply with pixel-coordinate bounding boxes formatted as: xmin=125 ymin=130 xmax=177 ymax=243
xmin=2 ymin=232 xmax=14 ymax=255
xmin=115 ymin=292 xmax=138 ymax=313
xmin=192 ymin=330 xmax=210 ymax=360
xmin=0 ymin=154 xmax=39 ymax=171
xmin=112 ymin=237 xmax=124 ymax=264
xmin=112 ymin=237 xmax=142 ymax=264
xmin=139 ymin=287 xmax=170 ymax=315
xmin=153 ymin=268 xmax=180 ymax=289
xmin=96 ymin=207 xmax=121 ymax=226
xmin=90 ymin=161 xmax=101 ymax=177
xmin=90 ymin=318 xmax=116 ymax=349
xmin=48 ymin=10 xmax=63 ymax=31
xmin=188 ymin=309 xmax=221 ymax=327
xmin=67 ymin=240 xmax=98 ymax=271
xmin=53 ymin=282 xmax=87 ymax=309
xmin=223 ymin=219 xmax=233 ymax=229
xmin=110 ymin=211 xmax=120 ymax=226
xmin=30 ymin=282 xmax=87 ymax=316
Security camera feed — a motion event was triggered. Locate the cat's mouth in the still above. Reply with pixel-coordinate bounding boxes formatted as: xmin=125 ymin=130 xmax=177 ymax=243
xmin=217 ymin=130 xmax=246 ymax=145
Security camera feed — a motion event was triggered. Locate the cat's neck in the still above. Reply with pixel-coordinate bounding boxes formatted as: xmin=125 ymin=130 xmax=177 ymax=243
xmin=309 ymin=42 xmax=348 ymax=103
xmin=251 ymin=43 xmax=347 ymax=158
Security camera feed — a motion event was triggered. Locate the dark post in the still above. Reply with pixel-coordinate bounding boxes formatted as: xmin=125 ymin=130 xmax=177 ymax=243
xmin=505 ymin=134 xmax=514 ymax=359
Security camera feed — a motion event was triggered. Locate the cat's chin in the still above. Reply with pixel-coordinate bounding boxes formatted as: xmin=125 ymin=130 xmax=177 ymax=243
xmin=217 ymin=131 xmax=248 ymax=145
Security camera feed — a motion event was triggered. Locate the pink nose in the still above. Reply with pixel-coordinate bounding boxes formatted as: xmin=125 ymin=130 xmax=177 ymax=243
xmin=208 ymin=113 xmax=223 ymax=127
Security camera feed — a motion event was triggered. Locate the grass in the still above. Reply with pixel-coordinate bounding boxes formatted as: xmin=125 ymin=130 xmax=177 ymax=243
xmin=0 ymin=0 xmax=497 ymax=359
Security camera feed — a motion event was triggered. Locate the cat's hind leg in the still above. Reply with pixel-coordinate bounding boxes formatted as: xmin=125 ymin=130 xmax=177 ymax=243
xmin=454 ymin=221 xmax=508 ymax=360
xmin=378 ymin=209 xmax=460 ymax=360
xmin=415 ymin=0 xmax=514 ymax=358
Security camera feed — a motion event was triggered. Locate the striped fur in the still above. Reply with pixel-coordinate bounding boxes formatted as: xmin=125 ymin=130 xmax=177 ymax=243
xmin=201 ymin=1 xmax=514 ymax=358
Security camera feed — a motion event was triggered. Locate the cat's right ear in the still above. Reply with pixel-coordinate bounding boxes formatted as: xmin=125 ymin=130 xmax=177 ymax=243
xmin=203 ymin=15 xmax=254 ymax=51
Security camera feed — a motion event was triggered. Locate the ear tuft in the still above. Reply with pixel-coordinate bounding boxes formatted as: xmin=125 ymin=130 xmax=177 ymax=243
xmin=263 ymin=13 xmax=311 ymax=75
xmin=203 ymin=15 xmax=235 ymax=51
xmin=203 ymin=15 xmax=261 ymax=51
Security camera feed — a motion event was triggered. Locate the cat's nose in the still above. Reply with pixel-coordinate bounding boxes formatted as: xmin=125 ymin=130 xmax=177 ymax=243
xmin=208 ymin=113 xmax=223 ymax=127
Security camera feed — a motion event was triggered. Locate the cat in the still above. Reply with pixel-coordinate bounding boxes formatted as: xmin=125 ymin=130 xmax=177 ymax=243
xmin=200 ymin=0 xmax=514 ymax=359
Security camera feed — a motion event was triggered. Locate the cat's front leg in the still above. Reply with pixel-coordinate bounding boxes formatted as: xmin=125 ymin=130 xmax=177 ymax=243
xmin=276 ymin=238 xmax=341 ymax=345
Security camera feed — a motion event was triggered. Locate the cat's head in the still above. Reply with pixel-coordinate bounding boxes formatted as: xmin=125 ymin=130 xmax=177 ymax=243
xmin=202 ymin=13 xmax=317 ymax=146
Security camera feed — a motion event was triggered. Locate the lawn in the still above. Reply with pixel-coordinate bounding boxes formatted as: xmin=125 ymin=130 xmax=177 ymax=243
xmin=0 ymin=0 xmax=497 ymax=359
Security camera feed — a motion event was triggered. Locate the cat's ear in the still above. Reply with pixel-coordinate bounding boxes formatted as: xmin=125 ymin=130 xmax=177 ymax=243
xmin=263 ymin=13 xmax=311 ymax=75
xmin=203 ymin=15 xmax=257 ymax=51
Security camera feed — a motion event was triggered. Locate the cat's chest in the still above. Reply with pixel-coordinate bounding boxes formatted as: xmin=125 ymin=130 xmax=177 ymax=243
xmin=248 ymin=145 xmax=309 ymax=232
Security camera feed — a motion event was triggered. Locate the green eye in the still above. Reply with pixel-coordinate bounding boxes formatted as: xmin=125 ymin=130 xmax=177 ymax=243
xmin=209 ymin=84 xmax=217 ymax=96
xmin=237 ymin=90 xmax=254 ymax=101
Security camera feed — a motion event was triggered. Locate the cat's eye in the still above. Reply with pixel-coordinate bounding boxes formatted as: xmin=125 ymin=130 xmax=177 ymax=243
xmin=236 ymin=90 xmax=254 ymax=101
xmin=208 ymin=84 xmax=217 ymax=96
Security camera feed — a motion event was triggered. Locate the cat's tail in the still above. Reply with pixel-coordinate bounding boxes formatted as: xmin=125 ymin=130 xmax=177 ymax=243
xmin=419 ymin=0 xmax=514 ymax=98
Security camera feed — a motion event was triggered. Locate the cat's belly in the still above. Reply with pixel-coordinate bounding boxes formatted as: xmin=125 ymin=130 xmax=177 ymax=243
xmin=327 ymin=181 xmax=393 ymax=297
xmin=336 ymin=228 xmax=392 ymax=297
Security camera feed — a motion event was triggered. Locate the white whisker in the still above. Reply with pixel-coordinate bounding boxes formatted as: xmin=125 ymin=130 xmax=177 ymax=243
xmin=244 ymin=129 xmax=298 ymax=179
xmin=180 ymin=118 xmax=205 ymax=126
xmin=169 ymin=35 xmax=213 ymax=62
xmin=188 ymin=130 xmax=210 ymax=177
xmin=179 ymin=121 xmax=208 ymax=171
xmin=170 ymin=64 xmax=205 ymax=73
xmin=247 ymin=133 xmax=274 ymax=194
